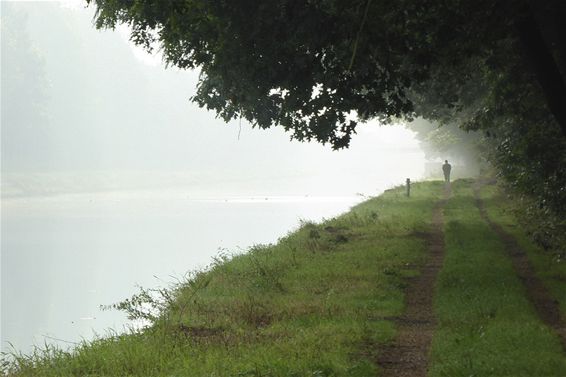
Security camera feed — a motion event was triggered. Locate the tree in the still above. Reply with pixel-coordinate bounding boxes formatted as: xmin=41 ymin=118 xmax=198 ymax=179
xmin=86 ymin=0 xmax=566 ymax=218
xmin=1 ymin=3 xmax=50 ymax=170
xmin=86 ymin=0 xmax=565 ymax=145
xmin=405 ymin=119 xmax=483 ymax=171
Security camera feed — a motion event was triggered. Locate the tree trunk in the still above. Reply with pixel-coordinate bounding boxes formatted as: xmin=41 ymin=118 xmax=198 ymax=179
xmin=516 ymin=4 xmax=566 ymax=137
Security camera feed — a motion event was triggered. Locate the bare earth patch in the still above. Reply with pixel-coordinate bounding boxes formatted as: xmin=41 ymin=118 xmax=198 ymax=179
xmin=376 ymin=186 xmax=449 ymax=377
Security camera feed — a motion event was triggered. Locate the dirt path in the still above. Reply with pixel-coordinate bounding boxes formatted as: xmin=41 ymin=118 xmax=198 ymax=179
xmin=474 ymin=185 xmax=566 ymax=351
xmin=376 ymin=186 xmax=450 ymax=377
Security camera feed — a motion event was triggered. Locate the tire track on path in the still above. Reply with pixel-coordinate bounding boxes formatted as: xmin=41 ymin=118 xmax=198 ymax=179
xmin=474 ymin=184 xmax=566 ymax=351
xmin=376 ymin=185 xmax=450 ymax=377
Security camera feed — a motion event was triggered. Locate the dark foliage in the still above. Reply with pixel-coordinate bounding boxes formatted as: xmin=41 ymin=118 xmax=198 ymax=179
xmin=85 ymin=0 xmax=566 ymax=217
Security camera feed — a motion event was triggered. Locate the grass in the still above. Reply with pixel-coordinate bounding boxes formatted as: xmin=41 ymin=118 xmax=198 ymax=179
xmin=5 ymin=180 xmax=565 ymax=376
xmin=477 ymin=183 xmax=566 ymax=317
xmin=3 ymin=182 xmax=442 ymax=376
xmin=428 ymin=179 xmax=566 ymax=377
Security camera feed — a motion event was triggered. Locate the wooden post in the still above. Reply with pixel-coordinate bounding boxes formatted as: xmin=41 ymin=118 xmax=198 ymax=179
xmin=406 ymin=178 xmax=411 ymax=197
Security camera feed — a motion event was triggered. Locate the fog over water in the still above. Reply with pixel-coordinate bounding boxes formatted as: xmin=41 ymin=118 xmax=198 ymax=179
xmin=1 ymin=1 xmax=426 ymax=354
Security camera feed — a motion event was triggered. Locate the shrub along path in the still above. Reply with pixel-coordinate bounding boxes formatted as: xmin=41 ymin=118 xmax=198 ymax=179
xmin=474 ymin=183 xmax=566 ymax=350
xmin=376 ymin=185 xmax=450 ymax=377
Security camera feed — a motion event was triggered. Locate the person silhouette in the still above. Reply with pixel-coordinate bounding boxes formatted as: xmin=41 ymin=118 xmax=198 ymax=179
xmin=442 ymin=160 xmax=452 ymax=183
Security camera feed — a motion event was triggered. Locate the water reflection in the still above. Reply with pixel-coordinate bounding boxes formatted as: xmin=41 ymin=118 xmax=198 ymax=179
xmin=1 ymin=191 xmax=362 ymax=354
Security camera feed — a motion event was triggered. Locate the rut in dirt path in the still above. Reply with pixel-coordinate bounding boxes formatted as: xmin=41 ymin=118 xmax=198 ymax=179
xmin=376 ymin=186 xmax=449 ymax=377
xmin=474 ymin=186 xmax=566 ymax=351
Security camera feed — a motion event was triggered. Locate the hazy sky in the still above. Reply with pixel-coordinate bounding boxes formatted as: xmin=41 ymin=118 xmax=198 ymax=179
xmin=0 ymin=1 xmax=431 ymax=357
xmin=1 ymin=2 xmax=428 ymax=354
xmin=1 ymin=0 xmax=426 ymax=196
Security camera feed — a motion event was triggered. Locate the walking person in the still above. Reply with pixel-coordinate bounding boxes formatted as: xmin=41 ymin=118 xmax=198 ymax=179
xmin=442 ymin=160 xmax=452 ymax=183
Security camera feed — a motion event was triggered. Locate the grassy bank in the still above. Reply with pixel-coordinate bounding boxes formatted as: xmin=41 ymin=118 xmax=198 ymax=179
xmin=3 ymin=180 xmax=565 ymax=376
xmin=429 ymin=180 xmax=566 ymax=376
xmin=4 ymin=182 xmax=442 ymax=376
xmin=478 ymin=184 xmax=566 ymax=317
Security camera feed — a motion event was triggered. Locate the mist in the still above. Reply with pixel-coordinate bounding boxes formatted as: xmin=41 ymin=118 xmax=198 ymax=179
xmin=2 ymin=0 xmax=426 ymax=354
xmin=2 ymin=1 xmax=425 ymax=198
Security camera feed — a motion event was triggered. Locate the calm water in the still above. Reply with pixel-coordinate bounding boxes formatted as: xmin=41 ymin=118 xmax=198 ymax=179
xmin=1 ymin=190 xmax=364 ymax=354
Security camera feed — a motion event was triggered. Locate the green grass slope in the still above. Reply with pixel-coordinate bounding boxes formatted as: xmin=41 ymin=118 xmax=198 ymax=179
xmin=3 ymin=180 xmax=565 ymax=376
xmin=4 ymin=182 xmax=441 ymax=376
xmin=478 ymin=184 xmax=566 ymax=317
xmin=429 ymin=180 xmax=566 ymax=377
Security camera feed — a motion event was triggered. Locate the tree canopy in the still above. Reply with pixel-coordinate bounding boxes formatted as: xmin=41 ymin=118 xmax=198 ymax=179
xmin=87 ymin=0 xmax=565 ymax=143
xmin=86 ymin=0 xmax=566 ymax=216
